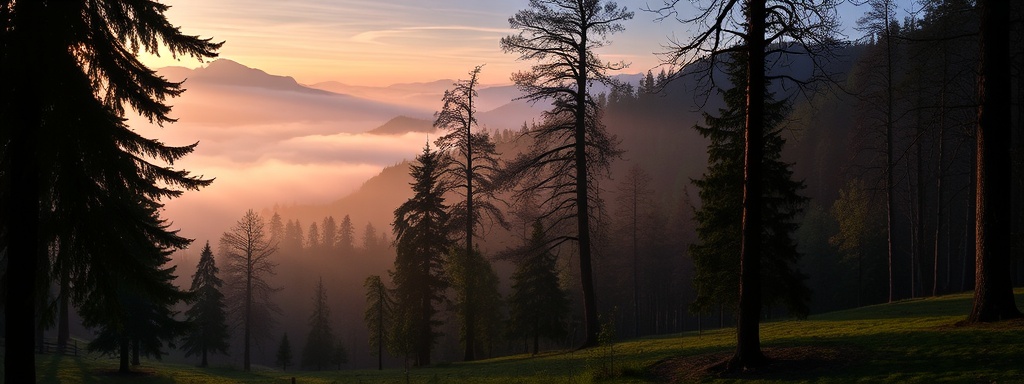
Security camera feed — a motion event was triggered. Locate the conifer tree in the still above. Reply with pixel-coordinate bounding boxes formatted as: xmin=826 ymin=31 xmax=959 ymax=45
xmin=500 ymin=0 xmax=632 ymax=348
xmin=302 ymin=277 xmax=335 ymax=370
xmin=363 ymin=275 xmax=393 ymax=370
xmin=321 ymin=216 xmax=338 ymax=252
xmin=339 ymin=215 xmax=356 ymax=256
xmin=332 ymin=340 xmax=349 ymax=370
xmin=446 ymin=247 xmax=503 ymax=359
xmin=276 ymin=333 xmax=293 ymax=371
xmin=391 ymin=144 xmax=451 ymax=366
xmin=182 ymin=241 xmax=231 ymax=367
xmin=434 ymin=65 xmax=504 ymax=360
xmin=690 ymin=57 xmax=810 ymax=318
xmin=0 ymin=1 xmax=219 ymax=380
xmin=508 ymin=221 xmax=569 ymax=355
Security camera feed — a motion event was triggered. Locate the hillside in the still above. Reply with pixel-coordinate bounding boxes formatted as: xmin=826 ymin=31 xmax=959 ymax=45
xmin=27 ymin=289 xmax=1024 ymax=383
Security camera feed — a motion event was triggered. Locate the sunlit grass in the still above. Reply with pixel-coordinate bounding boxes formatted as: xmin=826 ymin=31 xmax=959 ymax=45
xmin=15 ymin=289 xmax=1024 ymax=383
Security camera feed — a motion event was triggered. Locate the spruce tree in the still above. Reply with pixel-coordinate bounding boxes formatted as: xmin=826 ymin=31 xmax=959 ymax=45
xmin=446 ymin=247 xmax=503 ymax=359
xmin=363 ymin=275 xmax=393 ymax=370
xmin=690 ymin=57 xmax=810 ymax=318
xmin=0 ymin=2 xmax=219 ymax=380
xmin=339 ymin=215 xmax=356 ymax=256
xmin=182 ymin=241 xmax=231 ymax=367
xmin=276 ymin=333 xmax=293 ymax=371
xmin=391 ymin=144 xmax=451 ymax=366
xmin=302 ymin=277 xmax=335 ymax=370
xmin=507 ymin=221 xmax=569 ymax=355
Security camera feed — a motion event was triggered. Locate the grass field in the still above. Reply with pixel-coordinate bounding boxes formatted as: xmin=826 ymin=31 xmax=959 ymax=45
xmin=20 ymin=289 xmax=1024 ymax=383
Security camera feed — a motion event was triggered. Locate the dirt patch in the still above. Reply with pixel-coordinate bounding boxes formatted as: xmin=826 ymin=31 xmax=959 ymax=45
xmin=650 ymin=346 xmax=861 ymax=383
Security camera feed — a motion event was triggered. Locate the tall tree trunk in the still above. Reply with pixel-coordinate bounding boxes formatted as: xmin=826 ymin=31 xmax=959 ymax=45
xmin=132 ymin=339 xmax=141 ymax=366
xmin=575 ymin=28 xmax=599 ymax=350
xmin=632 ymin=183 xmax=640 ymax=338
xmin=119 ymin=336 xmax=131 ymax=373
xmin=378 ymin=290 xmax=384 ymax=370
xmin=6 ymin=1 xmax=43 ymax=382
xmin=58 ymin=271 xmax=70 ymax=351
xmin=464 ymin=105 xmax=476 ymax=361
xmin=967 ymin=0 xmax=1023 ymax=323
xmin=244 ymin=253 xmax=252 ymax=371
xmin=934 ymin=63 xmax=947 ymax=297
xmin=885 ymin=14 xmax=897 ymax=303
xmin=733 ymin=0 xmax=766 ymax=369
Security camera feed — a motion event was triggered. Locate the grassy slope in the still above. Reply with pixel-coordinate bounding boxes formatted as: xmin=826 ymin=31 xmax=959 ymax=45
xmin=25 ymin=289 xmax=1024 ymax=383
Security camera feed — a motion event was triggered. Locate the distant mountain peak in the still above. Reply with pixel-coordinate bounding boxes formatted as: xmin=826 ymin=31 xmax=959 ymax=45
xmin=367 ymin=115 xmax=435 ymax=135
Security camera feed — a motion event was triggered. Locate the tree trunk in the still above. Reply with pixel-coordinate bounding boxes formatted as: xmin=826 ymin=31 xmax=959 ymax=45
xmin=967 ymin=0 xmax=1023 ymax=323
xmin=132 ymin=339 xmax=141 ymax=366
xmin=5 ymin=2 xmax=43 ymax=382
xmin=119 ymin=336 xmax=131 ymax=373
xmin=201 ymin=347 xmax=208 ymax=368
xmin=244 ymin=253 xmax=252 ymax=371
xmin=732 ymin=0 xmax=767 ymax=369
xmin=575 ymin=28 xmax=600 ymax=350
xmin=58 ymin=271 xmax=70 ymax=351
xmin=885 ymin=11 xmax=896 ymax=303
xmin=464 ymin=98 xmax=476 ymax=362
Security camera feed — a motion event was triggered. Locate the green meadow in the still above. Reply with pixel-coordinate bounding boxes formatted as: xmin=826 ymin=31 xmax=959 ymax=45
xmin=19 ymin=289 xmax=1024 ymax=383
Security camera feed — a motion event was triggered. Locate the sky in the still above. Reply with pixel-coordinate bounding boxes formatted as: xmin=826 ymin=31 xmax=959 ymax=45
xmin=140 ymin=0 xmax=887 ymax=87
xmin=131 ymin=0 xmax=912 ymax=247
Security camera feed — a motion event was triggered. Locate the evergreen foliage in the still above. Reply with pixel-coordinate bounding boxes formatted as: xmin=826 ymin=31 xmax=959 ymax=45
xmin=339 ymin=215 xmax=356 ymax=255
xmin=0 ymin=1 xmax=219 ymax=380
xmin=690 ymin=57 xmax=811 ymax=318
xmin=302 ymin=277 xmax=335 ymax=370
xmin=276 ymin=333 xmax=293 ymax=371
xmin=507 ymin=221 xmax=569 ymax=355
xmin=182 ymin=241 xmax=231 ymax=367
xmin=363 ymin=275 xmax=393 ymax=370
xmin=391 ymin=144 xmax=451 ymax=366
xmin=446 ymin=247 xmax=503 ymax=359
xmin=499 ymin=0 xmax=632 ymax=349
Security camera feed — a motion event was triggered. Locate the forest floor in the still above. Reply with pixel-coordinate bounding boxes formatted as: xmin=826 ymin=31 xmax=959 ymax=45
xmin=16 ymin=288 xmax=1024 ymax=383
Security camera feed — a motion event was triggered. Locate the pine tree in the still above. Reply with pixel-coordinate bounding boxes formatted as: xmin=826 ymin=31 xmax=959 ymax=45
xmin=80 ymin=204 xmax=192 ymax=373
xmin=363 ymin=275 xmax=393 ymax=370
xmin=276 ymin=333 xmax=293 ymax=371
xmin=434 ymin=65 xmax=505 ymax=361
xmin=182 ymin=241 xmax=230 ymax=367
xmin=391 ymin=144 xmax=451 ymax=366
xmin=321 ymin=216 xmax=338 ymax=252
xmin=689 ymin=57 xmax=811 ymax=318
xmin=339 ymin=215 xmax=356 ymax=256
xmin=499 ymin=0 xmax=632 ymax=348
xmin=446 ymin=247 xmax=503 ymax=359
xmin=332 ymin=340 xmax=349 ymax=370
xmin=302 ymin=277 xmax=335 ymax=370
xmin=507 ymin=221 xmax=569 ymax=355
xmin=0 ymin=2 xmax=219 ymax=380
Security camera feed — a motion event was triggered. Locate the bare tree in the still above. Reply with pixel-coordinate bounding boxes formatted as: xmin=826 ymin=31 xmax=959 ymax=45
xmin=220 ymin=209 xmax=281 ymax=371
xmin=654 ymin=0 xmax=839 ymax=370
xmin=499 ymin=0 xmax=632 ymax=349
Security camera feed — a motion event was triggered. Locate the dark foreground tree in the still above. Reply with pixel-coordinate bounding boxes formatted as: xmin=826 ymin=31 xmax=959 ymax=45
xmin=221 ymin=209 xmax=281 ymax=371
xmin=364 ymin=275 xmax=393 ymax=370
xmin=0 ymin=1 xmax=218 ymax=381
xmin=507 ymin=221 xmax=570 ymax=355
xmin=302 ymin=277 xmax=335 ymax=370
xmin=656 ymin=0 xmax=839 ymax=369
xmin=80 ymin=204 xmax=192 ymax=373
xmin=967 ymin=0 xmax=1022 ymax=323
xmin=391 ymin=144 xmax=451 ymax=366
xmin=182 ymin=241 xmax=231 ymax=367
xmin=434 ymin=64 xmax=505 ymax=361
xmin=690 ymin=58 xmax=810 ymax=319
xmin=446 ymin=247 xmax=503 ymax=359
xmin=500 ymin=0 xmax=632 ymax=349
xmin=276 ymin=333 xmax=293 ymax=371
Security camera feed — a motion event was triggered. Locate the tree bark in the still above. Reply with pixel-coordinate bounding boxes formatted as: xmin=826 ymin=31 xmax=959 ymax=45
xmin=732 ymin=0 xmax=767 ymax=369
xmin=967 ymin=0 xmax=1023 ymax=323
xmin=464 ymin=99 xmax=476 ymax=361
xmin=575 ymin=26 xmax=600 ymax=350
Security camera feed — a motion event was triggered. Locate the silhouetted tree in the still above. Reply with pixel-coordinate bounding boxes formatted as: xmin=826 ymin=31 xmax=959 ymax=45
xmin=276 ymin=333 xmax=293 ymax=371
xmin=339 ymin=215 xmax=356 ymax=256
xmin=391 ymin=144 xmax=451 ymax=366
xmin=446 ymin=247 xmax=503 ymax=359
xmin=363 ymin=275 xmax=393 ymax=370
xmin=80 ymin=205 xmax=191 ymax=373
xmin=363 ymin=222 xmax=379 ymax=252
xmin=302 ymin=277 xmax=334 ymax=370
xmin=967 ymin=0 xmax=1023 ymax=323
xmin=689 ymin=57 xmax=810 ymax=319
xmin=221 ymin=209 xmax=281 ymax=371
xmin=614 ymin=164 xmax=654 ymax=337
xmin=508 ymin=221 xmax=569 ymax=355
xmin=321 ymin=216 xmax=338 ymax=253
xmin=182 ymin=241 xmax=230 ymax=367
xmin=332 ymin=340 xmax=348 ymax=370
xmin=269 ymin=213 xmax=285 ymax=245
xmin=307 ymin=222 xmax=321 ymax=252
xmin=0 ymin=1 xmax=218 ymax=380
xmin=499 ymin=0 xmax=632 ymax=349
xmin=656 ymin=0 xmax=839 ymax=368
xmin=434 ymin=65 xmax=505 ymax=360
